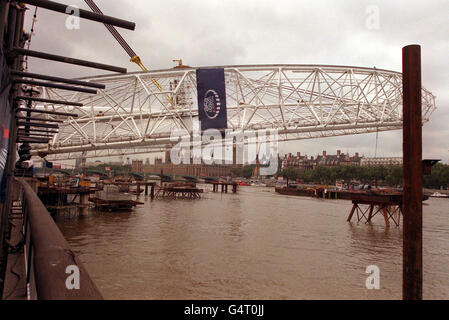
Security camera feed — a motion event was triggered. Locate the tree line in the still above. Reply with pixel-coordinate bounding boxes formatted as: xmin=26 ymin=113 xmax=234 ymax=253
xmin=81 ymin=162 xmax=449 ymax=189
xmin=279 ymin=163 xmax=449 ymax=189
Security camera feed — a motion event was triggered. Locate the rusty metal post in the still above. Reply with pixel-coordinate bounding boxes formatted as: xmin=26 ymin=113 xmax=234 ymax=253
xmin=402 ymin=44 xmax=423 ymax=300
xmin=347 ymin=202 xmax=357 ymax=222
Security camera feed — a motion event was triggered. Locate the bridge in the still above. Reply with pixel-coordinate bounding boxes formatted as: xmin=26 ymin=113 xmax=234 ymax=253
xmin=23 ymin=64 xmax=436 ymax=160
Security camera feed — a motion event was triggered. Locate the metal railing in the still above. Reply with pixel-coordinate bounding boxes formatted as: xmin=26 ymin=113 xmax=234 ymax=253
xmin=16 ymin=178 xmax=103 ymax=299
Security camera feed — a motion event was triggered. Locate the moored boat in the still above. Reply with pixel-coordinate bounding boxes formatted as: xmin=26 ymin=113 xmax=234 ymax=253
xmin=430 ymin=192 xmax=449 ymax=198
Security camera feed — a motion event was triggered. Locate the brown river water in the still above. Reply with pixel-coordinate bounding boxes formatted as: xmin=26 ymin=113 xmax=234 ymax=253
xmin=56 ymin=186 xmax=449 ymax=300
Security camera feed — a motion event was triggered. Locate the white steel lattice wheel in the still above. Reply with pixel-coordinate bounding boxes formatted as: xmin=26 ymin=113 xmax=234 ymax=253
xmin=26 ymin=64 xmax=436 ymax=160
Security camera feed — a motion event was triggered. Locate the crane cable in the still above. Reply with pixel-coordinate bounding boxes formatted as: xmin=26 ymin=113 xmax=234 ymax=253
xmin=84 ymin=0 xmax=136 ymax=58
xmin=83 ymin=0 xmax=168 ymax=95
xmin=24 ymin=6 xmax=38 ymax=72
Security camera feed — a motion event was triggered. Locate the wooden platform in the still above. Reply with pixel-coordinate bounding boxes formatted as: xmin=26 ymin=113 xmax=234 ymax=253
xmin=211 ymin=181 xmax=238 ymax=193
xmin=102 ymin=181 xmax=156 ymax=198
xmin=89 ymin=197 xmax=144 ymax=211
xmin=347 ymin=193 xmax=403 ymax=227
xmin=155 ymin=186 xmax=204 ymax=199
xmin=274 ymin=186 xmax=426 ymax=227
xmin=38 ymin=186 xmax=98 ymax=196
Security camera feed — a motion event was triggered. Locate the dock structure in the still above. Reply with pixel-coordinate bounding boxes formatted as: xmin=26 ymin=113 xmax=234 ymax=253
xmin=89 ymin=198 xmax=144 ymax=211
xmin=38 ymin=186 xmax=98 ymax=218
xmin=155 ymin=184 xmax=204 ymax=199
xmin=346 ymin=193 xmax=403 ymax=227
xmin=211 ymin=182 xmax=238 ymax=194
xmin=89 ymin=185 xmax=144 ymax=211
xmin=275 ymin=186 xmax=413 ymax=227
xmin=103 ymin=181 xmax=156 ymax=199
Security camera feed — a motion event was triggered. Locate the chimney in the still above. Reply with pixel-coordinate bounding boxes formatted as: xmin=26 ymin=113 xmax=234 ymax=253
xmin=322 ymin=150 xmax=326 ymax=157
xmin=337 ymin=150 xmax=341 ymax=157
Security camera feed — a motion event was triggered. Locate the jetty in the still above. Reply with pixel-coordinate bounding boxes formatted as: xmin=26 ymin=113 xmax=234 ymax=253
xmin=275 ymin=185 xmax=430 ymax=226
xmin=211 ymin=181 xmax=238 ymax=193
xmin=38 ymin=185 xmax=98 ymax=219
xmin=155 ymin=182 xmax=204 ymax=199
xmin=102 ymin=180 xmax=156 ymax=199
xmin=89 ymin=185 xmax=144 ymax=211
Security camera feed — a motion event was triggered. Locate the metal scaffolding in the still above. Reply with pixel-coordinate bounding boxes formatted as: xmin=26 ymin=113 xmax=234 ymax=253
xmin=24 ymin=64 xmax=435 ymax=160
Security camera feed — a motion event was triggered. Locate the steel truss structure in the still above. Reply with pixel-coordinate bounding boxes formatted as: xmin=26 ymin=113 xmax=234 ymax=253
xmin=25 ymin=64 xmax=436 ymax=160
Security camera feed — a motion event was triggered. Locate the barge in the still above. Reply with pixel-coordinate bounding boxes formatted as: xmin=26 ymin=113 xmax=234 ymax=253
xmin=89 ymin=185 xmax=144 ymax=211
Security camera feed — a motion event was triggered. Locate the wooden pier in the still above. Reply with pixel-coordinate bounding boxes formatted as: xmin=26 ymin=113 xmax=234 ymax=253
xmin=89 ymin=185 xmax=144 ymax=211
xmin=155 ymin=183 xmax=204 ymax=199
xmin=38 ymin=186 xmax=98 ymax=218
xmin=211 ymin=181 xmax=238 ymax=193
xmin=89 ymin=197 xmax=144 ymax=211
xmin=346 ymin=193 xmax=403 ymax=227
xmin=102 ymin=181 xmax=156 ymax=199
xmin=275 ymin=186 xmax=430 ymax=227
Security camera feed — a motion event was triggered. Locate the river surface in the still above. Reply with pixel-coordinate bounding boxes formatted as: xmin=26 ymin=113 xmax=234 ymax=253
xmin=56 ymin=186 xmax=449 ymax=300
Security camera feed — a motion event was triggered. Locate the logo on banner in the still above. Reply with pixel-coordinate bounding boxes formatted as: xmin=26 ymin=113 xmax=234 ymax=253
xmin=196 ymin=68 xmax=227 ymax=131
xmin=203 ymin=89 xmax=221 ymax=119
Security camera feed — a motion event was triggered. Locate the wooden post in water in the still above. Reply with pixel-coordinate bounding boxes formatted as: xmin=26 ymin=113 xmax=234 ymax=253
xmin=79 ymin=193 xmax=89 ymax=217
xmin=402 ymin=44 xmax=423 ymax=300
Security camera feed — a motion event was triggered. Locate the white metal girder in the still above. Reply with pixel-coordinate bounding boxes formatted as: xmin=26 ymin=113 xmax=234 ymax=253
xmin=22 ymin=64 xmax=435 ymax=160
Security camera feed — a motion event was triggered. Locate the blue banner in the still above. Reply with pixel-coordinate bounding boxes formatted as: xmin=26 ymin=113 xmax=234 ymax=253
xmin=196 ymin=68 xmax=227 ymax=132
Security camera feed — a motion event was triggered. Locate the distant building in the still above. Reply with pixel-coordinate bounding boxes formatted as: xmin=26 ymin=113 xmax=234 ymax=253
xmin=80 ymin=160 xmax=104 ymax=168
xmin=280 ymin=150 xmax=362 ymax=169
xmin=281 ymin=152 xmax=314 ymax=170
xmin=360 ymin=157 xmax=403 ymax=167
xmin=130 ymin=156 xmax=236 ymax=177
xmin=131 ymin=160 xmax=143 ymax=172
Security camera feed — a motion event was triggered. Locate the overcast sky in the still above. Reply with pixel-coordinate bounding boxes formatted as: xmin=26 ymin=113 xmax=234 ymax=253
xmin=23 ymin=0 xmax=449 ymax=163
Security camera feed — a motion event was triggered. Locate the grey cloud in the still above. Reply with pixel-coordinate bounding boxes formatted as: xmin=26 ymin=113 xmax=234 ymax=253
xmin=21 ymin=0 xmax=448 ymax=163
